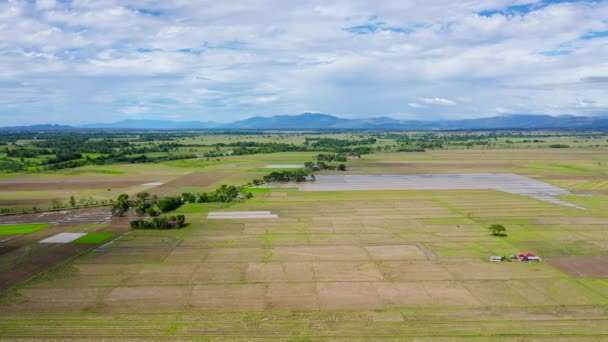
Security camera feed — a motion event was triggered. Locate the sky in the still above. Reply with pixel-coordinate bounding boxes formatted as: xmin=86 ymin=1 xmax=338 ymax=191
xmin=0 ymin=0 xmax=607 ymax=125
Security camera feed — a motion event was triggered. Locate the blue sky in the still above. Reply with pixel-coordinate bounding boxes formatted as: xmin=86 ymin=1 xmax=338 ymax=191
xmin=0 ymin=0 xmax=607 ymax=125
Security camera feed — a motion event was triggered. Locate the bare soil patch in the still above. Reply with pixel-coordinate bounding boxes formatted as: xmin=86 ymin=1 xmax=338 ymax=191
xmin=0 ymin=199 xmax=62 ymax=207
xmin=547 ymin=257 xmax=608 ymax=278
xmin=0 ymin=243 xmax=92 ymax=292
xmin=150 ymin=172 xmax=218 ymax=195
xmin=0 ymin=177 xmax=157 ymax=191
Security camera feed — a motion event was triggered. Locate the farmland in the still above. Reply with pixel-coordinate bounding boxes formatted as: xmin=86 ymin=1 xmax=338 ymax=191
xmin=1 ymin=131 xmax=608 ymax=340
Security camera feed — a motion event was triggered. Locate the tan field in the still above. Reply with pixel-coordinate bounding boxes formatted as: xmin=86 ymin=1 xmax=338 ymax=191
xmin=1 ymin=147 xmax=608 ymax=340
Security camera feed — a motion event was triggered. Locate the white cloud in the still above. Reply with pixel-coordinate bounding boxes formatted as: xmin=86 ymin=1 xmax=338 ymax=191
xmin=121 ymin=106 xmax=149 ymax=115
xmin=419 ymin=97 xmax=457 ymax=106
xmin=575 ymin=98 xmax=602 ymax=108
xmin=0 ymin=0 xmax=607 ymax=124
xmin=36 ymin=0 xmax=56 ymax=11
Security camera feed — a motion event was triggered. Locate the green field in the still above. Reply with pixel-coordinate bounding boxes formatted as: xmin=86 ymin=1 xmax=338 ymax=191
xmin=0 ymin=223 xmax=51 ymax=235
xmin=72 ymin=233 xmax=116 ymax=244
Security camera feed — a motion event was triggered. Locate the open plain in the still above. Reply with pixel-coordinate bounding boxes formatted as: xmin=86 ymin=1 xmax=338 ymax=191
xmin=1 ymin=135 xmax=608 ymax=340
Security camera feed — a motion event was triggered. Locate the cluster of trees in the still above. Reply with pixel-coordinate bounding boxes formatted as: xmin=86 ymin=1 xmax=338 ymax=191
xmin=262 ymin=169 xmax=313 ymax=182
xmin=0 ymin=132 xmax=199 ymax=172
xmin=302 ymin=153 xmax=348 ymax=171
xmin=5 ymin=148 xmax=52 ymax=158
xmin=130 ymin=215 xmax=186 ymax=230
xmin=181 ymin=184 xmax=252 ymax=204
xmin=112 ymin=192 xmax=190 ymax=217
xmin=316 ymin=153 xmax=347 ymax=163
xmin=306 ymin=137 xmax=376 ymax=148
xmin=305 ymin=161 xmax=346 ymax=171
xmin=112 ymin=184 xmax=254 ymax=218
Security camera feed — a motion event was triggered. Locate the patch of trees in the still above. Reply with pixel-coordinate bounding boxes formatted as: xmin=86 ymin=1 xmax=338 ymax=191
xmin=111 ymin=192 xmax=184 ymax=217
xmin=112 ymin=183 xmax=255 ymax=218
xmin=204 ymin=142 xmax=307 ymax=157
xmin=157 ymin=197 xmax=182 ymax=212
xmin=48 ymin=151 xmax=83 ymax=164
xmin=111 ymin=194 xmax=131 ymax=216
xmin=549 ymin=144 xmax=570 ymax=148
xmin=0 ymin=159 xmax=25 ymax=172
xmin=316 ymin=153 xmax=347 ymax=163
xmin=305 ymin=161 xmax=346 ymax=171
xmin=130 ymin=215 xmax=186 ymax=230
xmin=306 ymin=137 xmax=376 ymax=149
xmin=5 ymin=148 xmax=52 ymax=158
xmin=263 ymin=169 xmax=313 ymax=182
xmin=95 ymin=153 xmax=196 ymax=164
xmin=181 ymin=184 xmax=252 ymax=204
xmin=397 ymin=145 xmax=426 ymax=152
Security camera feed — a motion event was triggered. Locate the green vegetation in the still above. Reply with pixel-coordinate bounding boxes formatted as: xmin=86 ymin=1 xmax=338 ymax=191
xmin=72 ymin=233 xmax=115 ymax=244
xmin=130 ymin=215 xmax=186 ymax=230
xmin=262 ymin=169 xmax=313 ymax=182
xmin=0 ymin=223 xmax=51 ymax=235
xmin=489 ymin=223 xmax=507 ymax=237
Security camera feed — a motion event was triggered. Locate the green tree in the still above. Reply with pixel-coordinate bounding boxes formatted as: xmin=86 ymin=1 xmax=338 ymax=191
xmin=69 ymin=196 xmax=76 ymax=207
xmin=157 ymin=196 xmax=182 ymax=212
xmin=488 ymin=224 xmax=507 ymax=237
xmin=112 ymin=193 xmax=130 ymax=217
xmin=135 ymin=192 xmax=151 ymax=214
xmin=176 ymin=214 xmax=186 ymax=227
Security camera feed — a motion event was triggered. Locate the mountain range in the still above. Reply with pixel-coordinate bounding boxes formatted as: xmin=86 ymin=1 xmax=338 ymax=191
xmin=2 ymin=113 xmax=608 ymax=131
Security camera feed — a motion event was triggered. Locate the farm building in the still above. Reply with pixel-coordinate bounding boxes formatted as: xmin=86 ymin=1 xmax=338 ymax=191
xmin=518 ymin=252 xmax=542 ymax=262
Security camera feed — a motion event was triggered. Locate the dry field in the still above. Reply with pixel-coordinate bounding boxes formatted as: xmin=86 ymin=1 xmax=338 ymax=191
xmin=1 ymin=148 xmax=608 ymax=340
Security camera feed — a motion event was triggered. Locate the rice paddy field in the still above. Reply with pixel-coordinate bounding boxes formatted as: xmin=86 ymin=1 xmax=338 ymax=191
xmin=1 ymin=132 xmax=608 ymax=340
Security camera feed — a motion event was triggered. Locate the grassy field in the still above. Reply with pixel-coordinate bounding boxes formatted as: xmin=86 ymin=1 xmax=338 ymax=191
xmin=1 ymin=133 xmax=608 ymax=340
xmin=0 ymin=223 xmax=51 ymax=235
xmin=72 ymin=233 xmax=116 ymax=244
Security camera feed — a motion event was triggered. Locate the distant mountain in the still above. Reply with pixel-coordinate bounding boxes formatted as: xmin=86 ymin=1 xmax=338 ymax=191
xmin=224 ymin=113 xmax=350 ymax=129
xmin=447 ymin=114 xmax=608 ymax=129
xmin=2 ymin=114 xmax=608 ymax=131
xmin=225 ymin=113 xmax=608 ymax=129
xmin=80 ymin=119 xmax=218 ymax=129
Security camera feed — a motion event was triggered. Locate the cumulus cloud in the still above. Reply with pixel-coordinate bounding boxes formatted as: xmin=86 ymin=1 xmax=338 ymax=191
xmin=0 ymin=0 xmax=607 ymax=124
